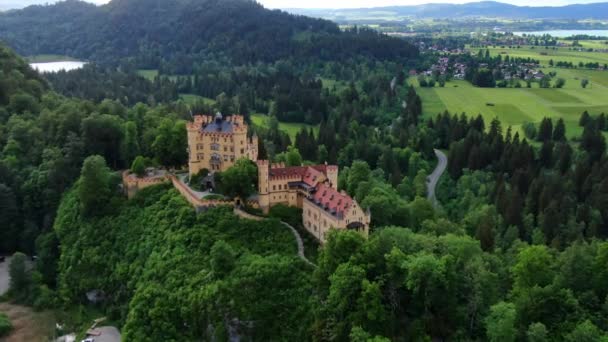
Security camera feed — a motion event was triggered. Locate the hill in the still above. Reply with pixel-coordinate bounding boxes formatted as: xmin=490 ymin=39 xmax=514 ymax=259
xmin=0 ymin=0 xmax=418 ymax=69
xmin=289 ymin=1 xmax=608 ymax=21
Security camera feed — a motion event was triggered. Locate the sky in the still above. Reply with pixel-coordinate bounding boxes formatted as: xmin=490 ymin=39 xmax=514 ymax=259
xmin=2 ymin=0 xmax=605 ymax=10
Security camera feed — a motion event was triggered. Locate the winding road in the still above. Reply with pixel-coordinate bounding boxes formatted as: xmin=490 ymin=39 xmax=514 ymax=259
xmin=427 ymin=149 xmax=447 ymax=207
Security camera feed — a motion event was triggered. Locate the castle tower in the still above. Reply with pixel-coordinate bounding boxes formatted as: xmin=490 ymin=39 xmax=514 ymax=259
xmin=256 ymin=160 xmax=270 ymax=212
xmin=326 ymin=164 xmax=339 ymax=190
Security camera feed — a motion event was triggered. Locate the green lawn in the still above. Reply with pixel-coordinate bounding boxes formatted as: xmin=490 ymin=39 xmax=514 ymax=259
xmin=251 ymin=113 xmax=319 ymax=141
xmin=409 ymin=74 xmax=608 ymax=139
xmin=137 ymin=69 xmax=159 ymax=80
xmin=319 ymin=77 xmax=348 ymax=92
xmin=178 ymin=94 xmax=216 ymax=106
xmin=26 ymin=54 xmax=80 ymax=63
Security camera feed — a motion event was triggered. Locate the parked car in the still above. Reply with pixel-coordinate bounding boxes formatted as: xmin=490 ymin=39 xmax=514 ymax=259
xmin=81 ymin=338 xmax=94 ymax=342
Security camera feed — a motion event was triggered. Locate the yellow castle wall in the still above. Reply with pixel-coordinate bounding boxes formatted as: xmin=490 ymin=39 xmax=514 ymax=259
xmin=187 ymin=115 xmax=258 ymax=176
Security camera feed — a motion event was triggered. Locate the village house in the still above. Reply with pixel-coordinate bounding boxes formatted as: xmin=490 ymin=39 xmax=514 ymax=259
xmin=187 ymin=113 xmax=258 ymax=176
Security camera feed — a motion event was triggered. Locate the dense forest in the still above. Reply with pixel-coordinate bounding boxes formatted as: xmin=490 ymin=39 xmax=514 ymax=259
xmin=1 ymin=0 xmax=608 ymax=340
xmin=0 ymin=43 xmax=190 ymax=255
xmin=0 ymin=0 xmax=418 ymax=71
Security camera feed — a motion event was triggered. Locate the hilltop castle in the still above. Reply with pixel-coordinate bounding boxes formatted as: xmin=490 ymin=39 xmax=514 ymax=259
xmin=257 ymin=160 xmax=370 ymax=242
xmin=186 ymin=114 xmax=370 ymax=243
xmin=187 ymin=113 xmax=258 ymax=175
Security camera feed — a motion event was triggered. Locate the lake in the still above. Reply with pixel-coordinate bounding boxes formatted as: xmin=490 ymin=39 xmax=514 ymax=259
xmin=514 ymin=30 xmax=608 ymax=38
xmin=30 ymin=61 xmax=86 ymax=73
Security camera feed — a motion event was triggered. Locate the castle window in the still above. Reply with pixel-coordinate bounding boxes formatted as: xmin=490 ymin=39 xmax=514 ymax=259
xmin=241 ymin=148 xmax=245 ymax=154
xmin=223 ymin=155 xmax=228 ymax=162
xmin=224 ymin=146 xmax=227 ymax=152
xmin=211 ymin=143 xmax=220 ymax=151
xmin=273 ymin=185 xmax=276 ymax=191
xmin=230 ymin=147 xmax=234 ymax=152
xmin=196 ymin=143 xmax=203 ymax=150
xmin=197 ymin=153 xmax=204 ymax=160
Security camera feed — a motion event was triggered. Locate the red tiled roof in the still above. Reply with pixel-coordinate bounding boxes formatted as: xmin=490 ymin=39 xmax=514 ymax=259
xmin=311 ymin=183 xmax=353 ymax=217
xmin=268 ymin=165 xmax=330 ymax=187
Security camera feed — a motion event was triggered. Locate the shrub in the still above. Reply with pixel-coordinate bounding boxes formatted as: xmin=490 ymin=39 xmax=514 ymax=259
xmin=0 ymin=313 xmax=12 ymax=337
xmin=269 ymin=204 xmax=302 ymax=228
xmin=203 ymin=194 xmax=225 ymax=200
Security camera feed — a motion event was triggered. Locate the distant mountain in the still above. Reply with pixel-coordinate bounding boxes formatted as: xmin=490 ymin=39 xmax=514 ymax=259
xmin=288 ymin=1 xmax=608 ymax=21
xmin=0 ymin=1 xmax=60 ymax=11
xmin=0 ymin=0 xmax=418 ymax=70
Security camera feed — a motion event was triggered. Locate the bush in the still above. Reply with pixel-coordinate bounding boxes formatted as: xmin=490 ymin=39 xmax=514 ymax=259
xmin=268 ymin=204 xmax=302 ymax=228
xmin=0 ymin=313 xmax=12 ymax=337
xmin=130 ymin=156 xmax=146 ymax=177
xmin=190 ymin=169 xmax=209 ymax=191
xmin=203 ymin=194 xmax=225 ymax=200
xmin=9 ymin=252 xmax=31 ymax=301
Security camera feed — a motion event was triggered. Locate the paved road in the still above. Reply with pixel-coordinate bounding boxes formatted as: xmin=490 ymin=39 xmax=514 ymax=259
xmin=427 ymin=149 xmax=447 ymax=207
xmin=0 ymin=256 xmax=12 ymax=296
xmin=94 ymin=326 xmax=121 ymax=342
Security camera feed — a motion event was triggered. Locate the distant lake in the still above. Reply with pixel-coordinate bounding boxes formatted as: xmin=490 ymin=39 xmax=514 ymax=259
xmin=514 ymin=30 xmax=608 ymax=38
xmin=30 ymin=61 xmax=86 ymax=73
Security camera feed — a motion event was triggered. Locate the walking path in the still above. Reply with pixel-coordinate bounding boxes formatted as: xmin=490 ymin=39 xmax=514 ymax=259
xmin=427 ymin=149 xmax=448 ymax=207
xmin=233 ymin=208 xmax=315 ymax=267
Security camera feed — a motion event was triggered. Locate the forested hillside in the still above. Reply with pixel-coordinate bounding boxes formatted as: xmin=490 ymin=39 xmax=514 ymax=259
xmin=0 ymin=0 xmax=418 ymax=70
xmin=0 ymin=43 xmax=190 ymax=256
xmin=43 ymin=171 xmax=608 ymax=340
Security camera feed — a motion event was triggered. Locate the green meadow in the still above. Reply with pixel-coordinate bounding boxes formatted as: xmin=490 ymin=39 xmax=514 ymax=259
xmin=136 ymin=69 xmax=159 ymax=80
xmin=251 ymin=113 xmax=319 ymax=141
xmin=178 ymin=94 xmax=216 ymax=106
xmin=26 ymin=54 xmax=80 ymax=63
xmin=483 ymin=46 xmax=608 ymax=67
xmin=409 ymin=75 xmax=608 ymax=139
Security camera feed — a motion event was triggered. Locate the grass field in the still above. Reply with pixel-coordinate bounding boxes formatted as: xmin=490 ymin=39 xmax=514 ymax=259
xmin=26 ymin=55 xmax=80 ymax=63
xmin=482 ymin=46 xmax=608 ymax=67
xmin=409 ymin=73 xmax=608 ymax=139
xmin=251 ymin=113 xmax=319 ymax=141
xmin=178 ymin=94 xmax=216 ymax=106
xmin=137 ymin=69 xmax=159 ymax=80
xmin=319 ymin=77 xmax=348 ymax=91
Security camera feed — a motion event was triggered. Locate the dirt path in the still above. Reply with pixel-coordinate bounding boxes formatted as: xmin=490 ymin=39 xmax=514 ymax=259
xmin=233 ymin=208 xmax=316 ymax=267
xmin=0 ymin=303 xmax=55 ymax=342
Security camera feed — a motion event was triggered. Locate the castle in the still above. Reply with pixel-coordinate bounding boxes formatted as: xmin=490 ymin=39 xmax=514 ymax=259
xmin=257 ymin=161 xmax=370 ymax=243
xmin=186 ymin=113 xmax=370 ymax=243
xmin=187 ymin=113 xmax=258 ymax=175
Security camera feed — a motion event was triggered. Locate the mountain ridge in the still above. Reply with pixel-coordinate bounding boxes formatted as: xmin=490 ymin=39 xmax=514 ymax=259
xmin=286 ymin=1 xmax=608 ymax=20
xmin=0 ymin=0 xmax=418 ymax=69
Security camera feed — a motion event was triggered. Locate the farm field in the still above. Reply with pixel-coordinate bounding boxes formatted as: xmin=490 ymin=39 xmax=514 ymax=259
xmin=409 ymin=75 xmax=608 ymax=139
xmin=482 ymin=46 xmax=608 ymax=67
xmin=251 ymin=113 xmax=319 ymax=141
